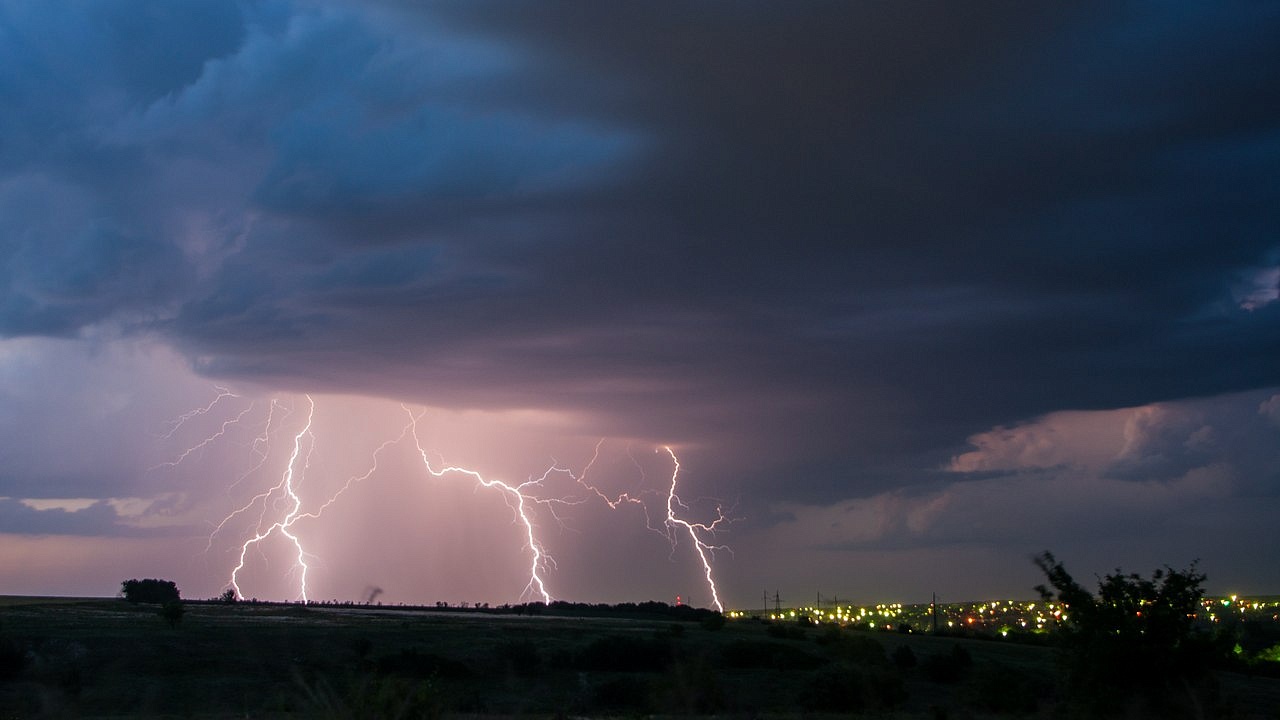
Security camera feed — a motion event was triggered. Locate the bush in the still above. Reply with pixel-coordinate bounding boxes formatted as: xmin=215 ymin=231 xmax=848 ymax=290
xmin=376 ymin=649 xmax=471 ymax=679
xmin=892 ymin=644 xmax=917 ymax=670
xmin=497 ymin=639 xmax=541 ymax=677
xmin=765 ymin=622 xmax=806 ymax=640
xmin=966 ymin=662 xmax=1043 ymax=714
xmin=575 ymin=634 xmax=672 ymax=672
xmin=826 ymin=634 xmax=890 ymax=666
xmin=651 ymin=655 xmax=726 ymax=714
xmin=700 ymin=612 xmax=726 ymax=631
xmin=159 ymin=600 xmax=185 ymax=627
xmin=0 ymin=635 xmax=26 ymax=679
xmin=296 ymin=671 xmax=442 ymax=720
xmin=802 ymin=664 xmax=906 ymax=712
xmin=588 ymin=675 xmax=650 ymax=711
xmin=121 ymin=578 xmax=180 ymax=604
xmin=921 ymin=645 xmax=971 ymax=684
xmin=720 ymin=640 xmax=826 ymax=670
xmin=1034 ymin=551 xmax=1224 ymax=716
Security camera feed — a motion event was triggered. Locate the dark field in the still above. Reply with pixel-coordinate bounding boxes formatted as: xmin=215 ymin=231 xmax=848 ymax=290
xmin=2 ymin=597 xmax=1278 ymax=719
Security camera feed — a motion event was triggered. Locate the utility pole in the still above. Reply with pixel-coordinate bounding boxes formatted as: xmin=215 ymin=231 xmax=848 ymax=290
xmin=762 ymin=590 xmax=768 ymax=616
xmin=932 ymin=592 xmax=939 ymax=634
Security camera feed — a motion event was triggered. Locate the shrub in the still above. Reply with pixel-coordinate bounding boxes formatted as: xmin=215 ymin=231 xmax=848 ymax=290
xmin=827 ymin=634 xmax=890 ymax=666
xmin=892 ymin=644 xmax=917 ymax=670
xmin=159 ymin=600 xmax=185 ymax=628
xmin=121 ymin=578 xmax=180 ymax=604
xmin=650 ymin=655 xmax=726 ymax=714
xmin=0 ymin=635 xmax=26 ymax=679
xmin=296 ymin=671 xmax=442 ymax=720
xmin=765 ymin=622 xmax=806 ymax=640
xmin=497 ymin=639 xmax=541 ymax=677
xmin=921 ymin=645 xmax=971 ymax=684
xmin=588 ymin=675 xmax=650 ymax=711
xmin=1034 ymin=551 xmax=1224 ymax=716
xmin=575 ymin=634 xmax=671 ymax=672
xmin=966 ymin=662 xmax=1042 ymax=714
xmin=700 ymin=612 xmax=726 ymax=631
xmin=802 ymin=664 xmax=906 ymax=712
xmin=376 ymin=650 xmax=471 ymax=679
xmin=720 ymin=640 xmax=826 ymax=670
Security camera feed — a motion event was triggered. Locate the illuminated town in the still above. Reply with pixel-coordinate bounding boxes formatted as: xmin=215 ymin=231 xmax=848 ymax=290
xmin=728 ymin=595 xmax=1280 ymax=635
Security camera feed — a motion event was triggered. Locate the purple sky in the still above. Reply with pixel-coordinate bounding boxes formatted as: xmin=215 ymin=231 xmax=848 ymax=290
xmin=2 ymin=1 xmax=1279 ymax=608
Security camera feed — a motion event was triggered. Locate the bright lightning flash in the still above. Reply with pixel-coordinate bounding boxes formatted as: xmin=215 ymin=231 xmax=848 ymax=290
xmin=406 ymin=407 xmax=576 ymax=604
xmin=660 ymin=447 xmax=732 ymax=612
xmin=229 ymin=395 xmax=316 ymax=601
xmin=569 ymin=441 xmax=735 ymax=611
xmin=159 ymin=388 xmax=737 ymax=608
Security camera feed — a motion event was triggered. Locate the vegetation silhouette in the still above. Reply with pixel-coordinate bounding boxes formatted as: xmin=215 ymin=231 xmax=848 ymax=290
xmin=120 ymin=578 xmax=180 ymax=604
xmin=2 ymin=569 xmax=1271 ymax=716
xmin=158 ymin=600 xmax=185 ymax=628
xmin=1034 ymin=550 xmax=1226 ymax=718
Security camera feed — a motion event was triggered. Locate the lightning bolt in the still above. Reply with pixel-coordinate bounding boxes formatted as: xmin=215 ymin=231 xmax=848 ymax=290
xmin=159 ymin=390 xmax=737 ymax=609
xmin=405 ymin=406 xmax=583 ymax=603
xmin=659 ymin=446 xmax=731 ymax=612
xmin=157 ymin=385 xmax=239 ymax=439
xmin=151 ymin=402 xmax=255 ymax=470
xmin=296 ymin=413 xmax=416 ymax=522
xmin=230 ymin=395 xmax=317 ymax=601
xmin=569 ymin=441 xmax=735 ymax=611
xmin=228 ymin=398 xmax=288 ymax=493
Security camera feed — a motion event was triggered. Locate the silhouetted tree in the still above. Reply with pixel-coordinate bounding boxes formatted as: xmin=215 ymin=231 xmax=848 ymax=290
xmin=220 ymin=588 xmax=237 ymax=604
xmin=159 ymin=600 xmax=185 ymax=628
xmin=1034 ymin=551 xmax=1223 ymax=717
xmin=121 ymin=578 xmax=180 ymax=604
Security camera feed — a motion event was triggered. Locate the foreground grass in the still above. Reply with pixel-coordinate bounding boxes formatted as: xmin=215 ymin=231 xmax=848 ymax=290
xmin=1 ymin=598 xmax=1277 ymax=718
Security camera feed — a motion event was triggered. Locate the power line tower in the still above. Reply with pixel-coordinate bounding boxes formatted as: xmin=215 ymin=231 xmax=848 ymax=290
xmin=774 ymin=589 xmax=782 ymax=613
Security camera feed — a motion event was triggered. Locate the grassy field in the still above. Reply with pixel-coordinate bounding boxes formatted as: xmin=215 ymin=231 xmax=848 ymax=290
xmin=1 ymin=597 xmax=1278 ymax=718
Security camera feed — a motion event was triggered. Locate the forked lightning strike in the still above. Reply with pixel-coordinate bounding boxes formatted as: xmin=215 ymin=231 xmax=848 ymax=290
xmin=158 ymin=385 xmax=238 ymax=439
xmin=405 ymin=406 xmax=572 ymax=603
xmin=229 ymin=396 xmax=316 ymax=601
xmin=152 ymin=403 xmax=255 ymax=470
xmin=570 ymin=441 xmax=734 ymax=611
xmin=159 ymin=388 xmax=736 ymax=608
xmin=660 ymin=446 xmax=732 ymax=612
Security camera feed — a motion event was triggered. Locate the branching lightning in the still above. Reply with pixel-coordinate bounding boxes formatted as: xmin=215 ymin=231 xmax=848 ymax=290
xmin=152 ymin=402 xmax=255 ymax=470
xmin=405 ymin=406 xmax=572 ymax=603
xmin=659 ymin=446 xmax=732 ymax=612
xmin=157 ymin=385 xmax=238 ymax=439
xmin=569 ymin=441 xmax=735 ymax=611
xmin=158 ymin=388 xmax=738 ymax=609
xmin=229 ymin=395 xmax=316 ymax=601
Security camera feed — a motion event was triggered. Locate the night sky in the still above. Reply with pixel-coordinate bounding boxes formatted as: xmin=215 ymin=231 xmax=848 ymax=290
xmin=2 ymin=1 xmax=1279 ymax=607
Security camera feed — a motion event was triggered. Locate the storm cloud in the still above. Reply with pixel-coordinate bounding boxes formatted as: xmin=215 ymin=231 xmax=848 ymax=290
xmin=2 ymin=1 xmax=1278 ymax=602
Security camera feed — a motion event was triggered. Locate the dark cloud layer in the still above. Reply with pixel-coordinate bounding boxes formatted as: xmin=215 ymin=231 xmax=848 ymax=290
xmin=0 ymin=498 xmax=170 ymax=537
xmin=2 ymin=0 xmax=1279 ymax=516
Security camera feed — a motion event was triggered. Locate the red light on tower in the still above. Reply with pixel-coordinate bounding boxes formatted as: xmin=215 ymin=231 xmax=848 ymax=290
xmin=675 ymin=595 xmax=682 ymax=606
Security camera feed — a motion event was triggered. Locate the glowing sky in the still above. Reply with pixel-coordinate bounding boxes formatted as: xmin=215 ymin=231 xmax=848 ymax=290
xmin=2 ymin=1 xmax=1279 ymax=607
